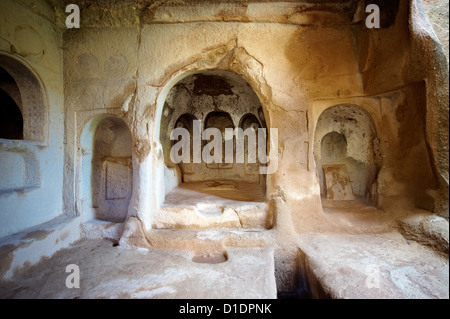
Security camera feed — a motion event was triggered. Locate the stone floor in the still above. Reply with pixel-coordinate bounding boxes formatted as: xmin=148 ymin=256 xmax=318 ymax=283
xmin=163 ymin=181 xmax=266 ymax=205
xmin=0 ymin=199 xmax=448 ymax=299
xmin=0 ymin=239 xmax=277 ymax=299
xmin=156 ymin=180 xmax=269 ymax=229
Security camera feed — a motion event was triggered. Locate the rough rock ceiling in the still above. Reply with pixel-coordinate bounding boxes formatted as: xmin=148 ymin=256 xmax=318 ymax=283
xmin=61 ymin=0 xmax=356 ymax=5
xmin=58 ymin=0 xmax=359 ymax=10
xmin=52 ymin=0 xmax=361 ymax=26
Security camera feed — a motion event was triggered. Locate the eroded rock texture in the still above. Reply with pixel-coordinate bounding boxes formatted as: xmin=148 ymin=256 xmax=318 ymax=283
xmin=0 ymin=0 xmax=448 ymax=299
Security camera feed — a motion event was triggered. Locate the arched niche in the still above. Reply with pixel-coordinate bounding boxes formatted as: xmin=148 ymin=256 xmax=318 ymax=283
xmin=172 ymin=113 xmax=198 ymax=180
xmin=92 ymin=116 xmax=133 ymax=222
xmin=240 ymin=113 xmax=261 ymax=131
xmin=0 ymin=53 xmax=47 ymax=142
xmin=239 ymin=113 xmax=264 ymax=175
xmin=0 ymin=55 xmax=46 ymax=195
xmin=205 ymin=111 xmax=234 ymax=131
xmin=321 ymin=132 xmax=347 ymax=162
xmin=204 ymin=111 xmax=235 ymax=170
xmin=79 ymin=115 xmax=133 ymax=223
xmin=314 ymin=105 xmax=380 ymax=203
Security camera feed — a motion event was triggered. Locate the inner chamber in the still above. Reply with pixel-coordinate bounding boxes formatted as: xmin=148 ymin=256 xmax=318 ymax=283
xmin=160 ymin=69 xmax=267 ymax=204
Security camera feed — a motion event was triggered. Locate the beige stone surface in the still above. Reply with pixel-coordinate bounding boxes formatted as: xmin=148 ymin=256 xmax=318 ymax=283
xmin=423 ymin=0 xmax=449 ymax=59
xmin=298 ymin=232 xmax=449 ymax=299
xmin=398 ymin=211 xmax=449 ymax=255
xmin=0 ymin=239 xmax=277 ymax=299
xmin=0 ymin=0 xmax=448 ymax=300
xmin=322 ymin=164 xmax=356 ymax=200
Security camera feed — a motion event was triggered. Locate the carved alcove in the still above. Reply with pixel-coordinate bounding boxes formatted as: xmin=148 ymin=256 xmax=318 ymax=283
xmin=0 ymin=54 xmax=46 ymax=195
xmin=157 ymin=69 xmax=271 ymax=229
xmin=92 ymin=116 xmax=133 ymax=223
xmin=314 ymin=105 xmax=379 ymax=203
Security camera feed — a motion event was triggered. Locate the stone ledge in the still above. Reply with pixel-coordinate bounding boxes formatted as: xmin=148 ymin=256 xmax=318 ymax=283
xmin=0 ymin=215 xmax=81 ymax=280
xmin=297 ymin=232 xmax=449 ymax=299
xmin=398 ymin=212 xmax=449 ymax=256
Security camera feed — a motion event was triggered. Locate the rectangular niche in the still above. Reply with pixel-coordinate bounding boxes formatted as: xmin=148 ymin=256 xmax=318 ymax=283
xmin=94 ymin=157 xmax=132 ymax=223
xmin=322 ymin=164 xmax=355 ymax=200
xmin=104 ymin=160 xmax=132 ymax=200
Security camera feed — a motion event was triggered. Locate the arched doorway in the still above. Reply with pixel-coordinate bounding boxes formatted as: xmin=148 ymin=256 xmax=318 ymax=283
xmin=155 ymin=69 xmax=272 ymax=229
xmin=160 ymin=69 xmax=267 ymax=202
